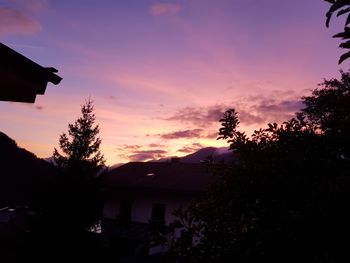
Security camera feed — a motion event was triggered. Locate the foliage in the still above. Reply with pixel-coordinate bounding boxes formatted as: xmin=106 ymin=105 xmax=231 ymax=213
xmin=46 ymin=98 xmax=106 ymax=233
xmin=169 ymin=71 xmax=350 ymax=262
xmin=325 ymin=0 xmax=350 ymax=63
xmin=53 ymin=98 xmax=105 ymax=171
xmin=166 ymin=206 xmax=205 ymax=262
xmin=300 ymin=70 xmax=350 ymax=159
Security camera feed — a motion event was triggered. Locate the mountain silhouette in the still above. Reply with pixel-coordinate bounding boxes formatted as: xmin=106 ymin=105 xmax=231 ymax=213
xmin=0 ymin=131 xmax=55 ymax=207
xmin=181 ymin=146 xmax=233 ymax=163
xmin=151 ymin=147 xmax=234 ymax=164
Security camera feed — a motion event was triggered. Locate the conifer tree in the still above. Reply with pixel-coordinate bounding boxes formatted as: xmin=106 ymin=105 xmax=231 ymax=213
xmin=53 ymin=98 xmax=105 ymax=170
xmin=48 ymin=98 xmax=105 ymax=232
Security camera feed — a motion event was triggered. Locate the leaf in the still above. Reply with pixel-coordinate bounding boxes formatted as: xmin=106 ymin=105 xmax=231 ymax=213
xmin=339 ymin=40 xmax=350 ymax=48
xmin=337 ymin=7 xmax=350 ymax=16
xmin=338 ymin=51 xmax=350 ymax=64
xmin=346 ymin=13 xmax=350 ymax=26
xmin=326 ymin=0 xmax=350 ymax=27
xmin=326 ymin=12 xmax=332 ymax=27
xmin=328 ymin=0 xmax=349 ymax=14
xmin=333 ymin=27 xmax=350 ymax=38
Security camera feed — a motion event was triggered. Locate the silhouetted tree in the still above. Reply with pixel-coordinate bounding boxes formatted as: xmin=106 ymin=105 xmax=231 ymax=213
xmin=5 ymin=99 xmax=107 ymax=262
xmin=169 ymin=72 xmax=350 ymax=262
xmin=325 ymin=0 xmax=350 ymax=63
xmin=51 ymin=98 xmax=105 ymax=226
xmin=300 ymin=70 xmax=350 ymax=159
xmin=53 ymin=98 xmax=105 ymax=171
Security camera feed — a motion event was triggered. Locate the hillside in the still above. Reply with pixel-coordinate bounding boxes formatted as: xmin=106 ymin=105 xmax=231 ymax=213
xmin=151 ymin=147 xmax=234 ymax=164
xmin=181 ymin=147 xmax=233 ymax=163
xmin=0 ymin=132 xmax=55 ymax=207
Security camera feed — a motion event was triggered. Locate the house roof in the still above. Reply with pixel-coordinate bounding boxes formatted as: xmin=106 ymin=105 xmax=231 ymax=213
xmin=0 ymin=42 xmax=62 ymax=103
xmin=105 ymin=162 xmax=212 ymax=194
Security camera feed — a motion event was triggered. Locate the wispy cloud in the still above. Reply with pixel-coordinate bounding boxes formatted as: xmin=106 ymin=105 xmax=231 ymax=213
xmin=0 ymin=7 xmax=41 ymax=36
xmin=254 ymin=99 xmax=303 ymax=114
xmin=11 ymin=0 xmax=48 ymax=13
xmin=157 ymin=129 xmax=203 ymax=140
xmin=238 ymin=110 xmax=265 ymax=126
xmin=205 ymin=131 xmax=219 ymax=139
xmin=177 ymin=142 xmax=203 ymax=153
xmin=122 ymin=145 xmax=142 ymax=150
xmin=55 ymin=41 xmax=106 ymax=60
xmin=165 ymin=105 xmax=225 ymax=127
xmin=116 ymin=143 xmax=169 ymax=162
xmin=150 ymin=3 xmax=181 ymax=16
xmin=148 ymin=143 xmax=166 ymax=148
xmin=164 ymin=91 xmax=304 ymax=129
xmin=128 ymin=149 xmax=168 ymax=162
xmin=35 ymin=105 xmax=44 ymax=111
xmin=245 ymin=98 xmax=304 ymax=125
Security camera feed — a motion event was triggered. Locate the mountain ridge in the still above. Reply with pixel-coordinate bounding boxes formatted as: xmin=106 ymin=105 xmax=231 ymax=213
xmin=150 ymin=146 xmax=233 ymax=164
xmin=0 ymin=131 xmax=55 ymax=207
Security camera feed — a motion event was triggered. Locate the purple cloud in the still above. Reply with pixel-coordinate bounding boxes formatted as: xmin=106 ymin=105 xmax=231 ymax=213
xmin=11 ymin=0 xmax=48 ymax=13
xmin=150 ymin=3 xmax=181 ymax=16
xmin=157 ymin=129 xmax=203 ymax=140
xmin=35 ymin=105 xmax=43 ymax=110
xmin=128 ymin=149 xmax=168 ymax=162
xmin=165 ymin=104 xmax=264 ymax=126
xmin=177 ymin=142 xmax=203 ymax=153
xmin=122 ymin=145 xmax=142 ymax=150
xmin=166 ymin=105 xmax=225 ymax=127
xmin=238 ymin=110 xmax=265 ymax=125
xmin=205 ymin=131 xmax=219 ymax=139
xmin=0 ymin=7 xmax=41 ymax=36
xmin=165 ymin=92 xmax=304 ymax=128
xmin=254 ymin=99 xmax=303 ymax=113
xmin=148 ymin=143 xmax=166 ymax=148
xmin=117 ymin=144 xmax=169 ymax=162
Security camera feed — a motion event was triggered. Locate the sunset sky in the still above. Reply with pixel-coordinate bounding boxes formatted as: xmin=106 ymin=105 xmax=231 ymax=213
xmin=0 ymin=0 xmax=348 ymax=165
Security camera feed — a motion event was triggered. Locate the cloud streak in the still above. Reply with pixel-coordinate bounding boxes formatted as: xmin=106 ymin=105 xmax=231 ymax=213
xmin=165 ymin=105 xmax=225 ymax=127
xmin=35 ymin=105 xmax=44 ymax=111
xmin=11 ymin=0 xmax=48 ymax=13
xmin=0 ymin=7 xmax=41 ymax=36
xmin=116 ymin=143 xmax=169 ymax=162
xmin=164 ymin=93 xmax=304 ymax=130
xmin=128 ymin=149 xmax=168 ymax=162
xmin=122 ymin=145 xmax=142 ymax=150
xmin=177 ymin=142 xmax=203 ymax=153
xmin=157 ymin=129 xmax=203 ymax=140
xmin=254 ymin=99 xmax=303 ymax=114
xmin=150 ymin=3 xmax=181 ymax=16
xmin=148 ymin=143 xmax=166 ymax=148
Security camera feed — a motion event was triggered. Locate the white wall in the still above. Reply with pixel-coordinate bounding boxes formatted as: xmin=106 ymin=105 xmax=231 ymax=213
xmin=103 ymin=191 xmax=202 ymax=255
xmin=103 ymin=191 xmax=195 ymax=225
xmin=103 ymin=199 xmax=119 ymax=219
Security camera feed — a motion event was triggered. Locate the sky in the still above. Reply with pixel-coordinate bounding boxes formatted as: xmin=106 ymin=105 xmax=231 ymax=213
xmin=0 ymin=0 xmax=348 ymax=165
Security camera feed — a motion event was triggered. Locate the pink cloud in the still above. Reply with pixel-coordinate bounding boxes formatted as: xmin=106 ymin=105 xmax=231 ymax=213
xmin=164 ymin=90 xmax=304 ymax=131
xmin=177 ymin=142 xmax=203 ymax=153
xmin=205 ymin=131 xmax=219 ymax=139
xmin=109 ymin=73 xmax=197 ymax=102
xmin=148 ymin=143 xmax=166 ymax=148
xmin=150 ymin=3 xmax=181 ymax=16
xmin=165 ymin=105 xmax=225 ymax=127
xmin=55 ymin=41 xmax=105 ymax=60
xmin=10 ymin=0 xmax=48 ymax=13
xmin=157 ymin=129 xmax=204 ymax=140
xmin=0 ymin=7 xmax=41 ymax=36
xmin=116 ymin=144 xmax=169 ymax=162
xmin=35 ymin=105 xmax=44 ymax=111
xmin=128 ymin=149 xmax=168 ymax=162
